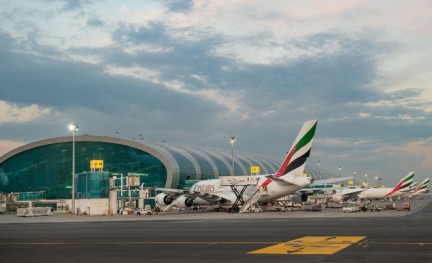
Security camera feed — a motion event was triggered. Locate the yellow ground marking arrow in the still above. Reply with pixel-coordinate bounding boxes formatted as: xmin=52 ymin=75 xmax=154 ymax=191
xmin=249 ymin=236 xmax=366 ymax=255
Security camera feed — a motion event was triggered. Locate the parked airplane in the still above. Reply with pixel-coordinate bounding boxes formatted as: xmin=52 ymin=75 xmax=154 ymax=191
xmin=356 ymin=172 xmax=415 ymax=200
xmin=331 ymin=186 xmax=365 ymax=203
xmin=407 ymin=182 xmax=418 ymax=192
xmin=410 ymin=178 xmax=430 ymax=197
xmin=287 ymin=176 xmax=355 ymax=203
xmin=156 ymin=119 xmax=318 ymax=212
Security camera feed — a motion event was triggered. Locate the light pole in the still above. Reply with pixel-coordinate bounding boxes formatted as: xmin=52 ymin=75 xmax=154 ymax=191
xmin=353 ymin=170 xmax=357 ymax=186
xmin=364 ymin=173 xmax=368 ymax=188
xmin=375 ymin=176 xmax=382 ymax=188
xmin=69 ymin=123 xmax=79 ymax=214
xmin=230 ymin=136 xmax=236 ymax=175
xmin=318 ymin=160 xmax=321 ymax=176
xmin=338 ymin=166 xmax=342 ymax=177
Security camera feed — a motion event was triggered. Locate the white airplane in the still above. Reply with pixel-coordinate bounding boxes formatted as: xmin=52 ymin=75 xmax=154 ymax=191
xmin=156 ymin=119 xmax=318 ymax=212
xmin=287 ymin=176 xmax=355 ymax=203
xmin=356 ymin=172 xmax=415 ymax=200
xmin=407 ymin=182 xmax=418 ymax=192
xmin=409 ymin=178 xmax=430 ymax=197
xmin=332 ymin=186 xmax=366 ymax=203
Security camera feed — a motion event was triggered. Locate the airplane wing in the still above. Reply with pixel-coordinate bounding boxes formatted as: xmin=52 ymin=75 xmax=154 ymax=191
xmin=192 ymin=189 xmax=238 ymax=205
xmin=341 ymin=188 xmax=366 ymax=197
xmin=265 ymin=174 xmax=297 ymax=185
xmin=331 ymin=188 xmax=365 ymax=202
xmin=156 ymin=188 xmax=188 ymax=195
xmin=157 ymin=187 xmax=237 ymax=206
xmin=265 ymin=174 xmax=312 ymax=186
xmin=298 ymin=176 xmax=354 ymax=194
xmin=311 ymin=176 xmax=353 ymax=186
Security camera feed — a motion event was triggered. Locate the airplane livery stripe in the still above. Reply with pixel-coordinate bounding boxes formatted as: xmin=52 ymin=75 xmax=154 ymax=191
xmin=283 ymin=122 xmax=316 ymax=174
xmin=416 ymin=179 xmax=430 ymax=191
xmin=417 ymin=183 xmax=428 ymax=191
xmin=275 ymin=147 xmax=297 ymax=177
xmin=284 ymin=149 xmax=311 ymax=175
xmin=385 ymin=172 xmax=414 ymax=197
xmin=260 ymin=120 xmax=317 ymax=188
xmin=275 ymin=122 xmax=317 ymax=176
xmin=294 ymin=122 xmax=317 ymax=156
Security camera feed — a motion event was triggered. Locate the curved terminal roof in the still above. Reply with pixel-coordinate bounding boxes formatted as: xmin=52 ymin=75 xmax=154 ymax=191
xmin=0 ymin=135 xmax=337 ymax=189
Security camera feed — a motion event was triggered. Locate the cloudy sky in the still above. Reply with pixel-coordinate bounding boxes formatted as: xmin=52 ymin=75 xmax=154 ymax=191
xmin=1 ymin=0 xmax=431 ymax=186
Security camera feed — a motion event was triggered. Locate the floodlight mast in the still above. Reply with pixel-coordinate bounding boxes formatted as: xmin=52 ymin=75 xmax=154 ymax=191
xmin=230 ymin=136 xmax=236 ymax=175
xmin=69 ymin=123 xmax=79 ymax=214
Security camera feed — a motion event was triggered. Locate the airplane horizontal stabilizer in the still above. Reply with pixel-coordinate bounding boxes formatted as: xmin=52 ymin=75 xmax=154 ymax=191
xmin=265 ymin=174 xmax=309 ymax=186
xmin=265 ymin=174 xmax=296 ymax=185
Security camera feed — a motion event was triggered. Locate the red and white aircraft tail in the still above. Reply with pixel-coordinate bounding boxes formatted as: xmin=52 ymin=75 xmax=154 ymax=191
xmin=410 ymin=178 xmax=430 ymax=197
xmin=385 ymin=171 xmax=415 ymax=197
xmin=357 ymin=172 xmax=415 ymax=200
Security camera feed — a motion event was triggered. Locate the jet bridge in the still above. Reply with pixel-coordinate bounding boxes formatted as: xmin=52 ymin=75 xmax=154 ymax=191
xmin=220 ymin=176 xmax=260 ymax=213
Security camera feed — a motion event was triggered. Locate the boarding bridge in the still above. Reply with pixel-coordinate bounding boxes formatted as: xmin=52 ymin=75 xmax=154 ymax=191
xmin=220 ymin=176 xmax=260 ymax=213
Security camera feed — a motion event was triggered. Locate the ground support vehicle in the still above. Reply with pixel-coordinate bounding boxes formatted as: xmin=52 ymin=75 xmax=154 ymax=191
xmin=401 ymin=202 xmax=411 ymax=211
xmin=358 ymin=203 xmax=369 ymax=212
xmin=342 ymin=203 xmax=359 ymax=213
xmin=369 ymin=204 xmax=383 ymax=212
xmin=303 ymin=203 xmax=322 ymax=212
xmin=134 ymin=208 xmax=153 ymax=215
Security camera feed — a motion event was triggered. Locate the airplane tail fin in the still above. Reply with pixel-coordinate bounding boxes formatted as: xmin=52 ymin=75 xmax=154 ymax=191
xmin=274 ymin=120 xmax=317 ymax=177
xmin=414 ymin=178 xmax=430 ymax=192
xmin=385 ymin=171 xmax=415 ymax=197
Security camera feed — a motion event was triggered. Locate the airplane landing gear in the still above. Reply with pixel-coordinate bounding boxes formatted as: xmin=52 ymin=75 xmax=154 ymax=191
xmin=228 ymin=206 xmax=240 ymax=213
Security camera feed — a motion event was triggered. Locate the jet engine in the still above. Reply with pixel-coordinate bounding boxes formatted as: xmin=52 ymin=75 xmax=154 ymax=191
xmin=172 ymin=196 xmax=194 ymax=208
xmin=288 ymin=192 xmax=309 ymax=203
xmin=155 ymin=193 xmax=173 ymax=206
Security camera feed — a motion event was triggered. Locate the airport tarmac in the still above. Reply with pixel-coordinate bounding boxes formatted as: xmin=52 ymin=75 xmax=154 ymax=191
xmin=0 ymin=198 xmax=431 ymax=263
xmin=0 ymin=198 xmax=430 ymax=224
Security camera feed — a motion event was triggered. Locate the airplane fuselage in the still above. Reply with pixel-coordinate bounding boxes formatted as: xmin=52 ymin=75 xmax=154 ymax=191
xmin=190 ymin=174 xmax=311 ymax=206
xmin=357 ymin=188 xmax=405 ymax=200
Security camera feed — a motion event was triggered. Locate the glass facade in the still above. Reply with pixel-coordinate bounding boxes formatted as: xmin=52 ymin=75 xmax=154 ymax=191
xmin=176 ymin=149 xmax=216 ymax=180
xmin=160 ymin=149 xmax=196 ymax=189
xmin=0 ymin=136 xmax=336 ymax=202
xmin=201 ymin=151 xmax=231 ymax=177
xmin=0 ymin=142 xmax=167 ymax=199
xmin=76 ymin=172 xmax=110 ymax=199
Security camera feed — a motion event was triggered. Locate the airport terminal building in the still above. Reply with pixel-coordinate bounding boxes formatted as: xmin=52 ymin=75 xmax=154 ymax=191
xmin=0 ymin=135 xmax=335 ymax=214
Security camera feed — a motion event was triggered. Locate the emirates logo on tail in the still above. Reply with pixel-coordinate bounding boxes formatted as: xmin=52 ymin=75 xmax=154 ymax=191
xmin=385 ymin=172 xmax=415 ymax=197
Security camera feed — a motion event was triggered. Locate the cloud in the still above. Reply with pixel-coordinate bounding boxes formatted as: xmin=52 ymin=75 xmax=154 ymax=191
xmin=61 ymin=0 xmax=91 ymax=12
xmin=318 ymin=137 xmax=371 ymax=147
xmin=0 ymin=100 xmax=52 ymax=123
xmin=86 ymin=17 xmax=106 ymax=28
xmin=0 ymin=0 xmax=432 ymax=187
xmin=359 ymin=113 xmax=426 ymax=122
xmin=374 ymin=137 xmax=432 ymax=177
xmin=104 ymin=65 xmax=241 ymax=112
xmin=164 ymin=0 xmax=194 ymax=12
xmin=364 ymin=89 xmax=432 ymax=115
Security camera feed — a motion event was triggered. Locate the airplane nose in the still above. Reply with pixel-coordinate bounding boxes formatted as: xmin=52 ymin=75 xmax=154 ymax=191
xmin=309 ymin=177 xmax=314 ymax=184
